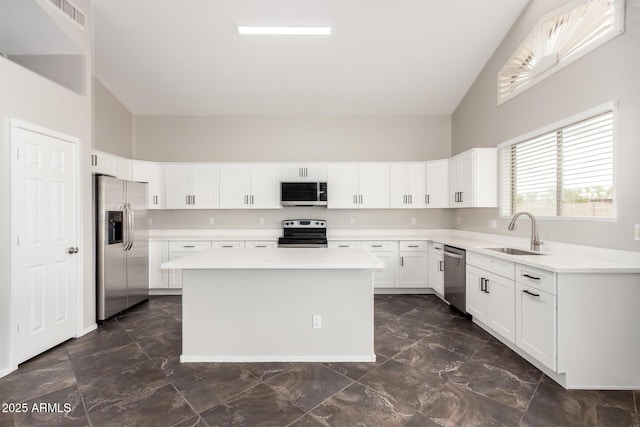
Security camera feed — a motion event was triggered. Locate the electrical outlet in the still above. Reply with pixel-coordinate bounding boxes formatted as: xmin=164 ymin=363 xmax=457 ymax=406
xmin=349 ymin=217 xmax=355 ymax=225
xmin=147 ymin=218 xmax=152 ymax=226
xmin=635 ymin=224 xmax=640 ymax=241
xmin=488 ymin=219 xmax=497 ymax=229
xmin=209 ymin=218 xmax=215 ymax=225
xmin=259 ymin=218 xmax=265 ymax=226
xmin=411 ymin=218 xmax=417 ymax=225
xmin=312 ymin=315 xmax=322 ymax=329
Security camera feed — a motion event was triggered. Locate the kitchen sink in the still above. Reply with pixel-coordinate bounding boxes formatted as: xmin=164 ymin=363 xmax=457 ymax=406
xmin=484 ymin=247 xmax=545 ymax=256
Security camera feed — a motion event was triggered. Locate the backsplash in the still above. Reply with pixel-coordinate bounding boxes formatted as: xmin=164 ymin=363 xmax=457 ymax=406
xmin=147 ymin=208 xmax=454 ymax=230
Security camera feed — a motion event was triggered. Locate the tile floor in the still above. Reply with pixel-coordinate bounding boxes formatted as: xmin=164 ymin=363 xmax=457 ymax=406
xmin=0 ymin=294 xmax=638 ymax=426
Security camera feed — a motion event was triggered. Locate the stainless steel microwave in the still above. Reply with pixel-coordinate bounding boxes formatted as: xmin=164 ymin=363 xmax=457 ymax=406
xmin=280 ymin=182 xmax=327 ymax=207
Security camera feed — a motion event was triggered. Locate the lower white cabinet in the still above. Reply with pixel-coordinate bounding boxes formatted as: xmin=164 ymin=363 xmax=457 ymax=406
xmin=466 ymin=255 xmax=516 ymax=343
xmin=245 ymin=241 xmax=277 ymax=248
xmin=398 ymin=241 xmax=428 ymax=288
xmin=428 ymin=242 xmax=444 ymax=296
xmin=149 ymin=241 xmax=169 ymax=288
xmin=211 ymin=241 xmax=245 ymax=248
xmin=167 ymin=241 xmax=212 ymax=288
xmin=361 ymin=241 xmax=398 ymax=288
xmin=328 ymin=241 xmax=360 ymax=249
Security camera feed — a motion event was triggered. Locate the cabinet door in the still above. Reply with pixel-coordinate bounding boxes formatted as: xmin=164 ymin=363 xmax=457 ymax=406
xmin=91 ymin=150 xmax=117 ymax=176
xmin=132 ymin=161 xmax=165 ymax=209
xmin=168 ymin=253 xmax=186 ymax=288
xmin=219 ymin=164 xmax=252 ymax=208
xmin=191 ymin=165 xmax=218 ymax=208
xmin=251 ymin=164 xmax=281 ymax=209
xmin=148 ymin=241 xmax=168 ymax=288
xmin=399 ymin=252 xmax=428 ymax=288
xmin=425 ymin=160 xmax=449 ymax=208
xmin=457 ymin=150 xmax=474 ymax=207
xmin=516 ymin=283 xmax=557 ymax=370
xmin=407 ymin=163 xmax=426 ymax=208
xmin=116 ymin=157 xmax=132 ymax=181
xmin=466 ymin=265 xmax=488 ymax=321
xmin=164 ymin=164 xmax=191 ymax=209
xmin=428 ymin=251 xmax=444 ymax=296
xmin=280 ymin=164 xmax=305 ymax=181
xmin=305 ymin=163 xmax=327 ymax=181
xmin=389 ymin=164 xmax=409 ymax=208
xmin=327 ymin=163 xmax=359 ymax=208
xmin=486 ymin=274 xmax=516 ymax=343
xmin=359 ymin=163 xmax=390 ymax=208
xmin=371 ymin=251 xmax=396 ymax=288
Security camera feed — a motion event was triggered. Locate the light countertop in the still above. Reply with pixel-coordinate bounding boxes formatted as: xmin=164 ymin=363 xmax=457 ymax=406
xmin=161 ymin=247 xmax=385 ymax=270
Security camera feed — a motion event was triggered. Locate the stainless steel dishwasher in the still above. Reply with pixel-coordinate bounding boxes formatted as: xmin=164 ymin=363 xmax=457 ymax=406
xmin=444 ymin=245 xmax=466 ymax=313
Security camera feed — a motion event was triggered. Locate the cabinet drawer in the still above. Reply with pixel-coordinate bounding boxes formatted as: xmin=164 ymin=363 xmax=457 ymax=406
xmin=211 ymin=241 xmax=245 ymax=249
xmin=399 ymin=241 xmax=428 ymax=251
xmin=467 ymin=251 xmax=515 ymax=280
xmin=328 ymin=241 xmax=360 ymax=249
xmin=168 ymin=241 xmax=212 ymax=252
xmin=361 ymin=241 xmax=397 ymax=251
xmin=431 ymin=242 xmax=444 ymax=252
xmin=515 ymin=264 xmax=556 ymax=295
xmin=245 ymin=241 xmax=276 ymax=248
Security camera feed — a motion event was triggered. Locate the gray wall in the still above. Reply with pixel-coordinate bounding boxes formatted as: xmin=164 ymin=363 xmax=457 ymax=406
xmin=134 ymin=115 xmax=451 ymax=162
xmin=136 ymin=115 xmax=453 ymax=230
xmin=9 ymin=54 xmax=85 ymax=95
xmin=451 ymin=0 xmax=640 ymax=251
xmin=93 ymin=76 xmax=133 ymax=157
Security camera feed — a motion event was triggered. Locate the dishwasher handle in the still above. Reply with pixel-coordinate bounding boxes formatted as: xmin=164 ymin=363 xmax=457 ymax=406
xmin=444 ymin=251 xmax=464 ymax=259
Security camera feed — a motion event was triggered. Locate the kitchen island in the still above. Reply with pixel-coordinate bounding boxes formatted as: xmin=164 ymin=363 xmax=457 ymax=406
xmin=162 ymin=247 xmax=384 ymax=363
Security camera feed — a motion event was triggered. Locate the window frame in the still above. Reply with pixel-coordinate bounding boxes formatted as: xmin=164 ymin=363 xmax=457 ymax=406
xmin=498 ymin=102 xmax=617 ymax=222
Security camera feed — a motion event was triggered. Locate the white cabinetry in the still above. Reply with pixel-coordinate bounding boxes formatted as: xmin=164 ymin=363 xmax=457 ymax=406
xmin=327 ymin=163 xmax=390 ymax=209
xmin=91 ymin=150 xmax=117 ymax=177
xmin=245 ymin=241 xmax=277 ymax=248
xmin=149 ymin=241 xmax=169 ymax=288
xmin=390 ymin=163 xmax=426 ymax=208
xmin=281 ymin=163 xmax=327 ymax=181
xmin=398 ymin=241 xmax=428 ymax=288
xmin=466 ymin=252 xmax=515 ymax=343
xmin=425 ymin=160 xmax=449 ymax=208
xmin=219 ymin=163 xmax=281 ymax=209
xmin=361 ymin=241 xmax=398 ymax=288
xmin=449 ymin=148 xmax=497 ymax=208
xmin=165 ymin=164 xmax=219 ymax=209
xmin=132 ymin=160 xmax=165 ymax=209
xmin=515 ymin=264 xmax=557 ymax=370
xmin=167 ymin=241 xmax=212 ymax=288
xmin=211 ymin=241 xmax=245 ymax=248
xmin=328 ymin=241 xmax=361 ymax=248
xmin=428 ymin=242 xmax=445 ymax=296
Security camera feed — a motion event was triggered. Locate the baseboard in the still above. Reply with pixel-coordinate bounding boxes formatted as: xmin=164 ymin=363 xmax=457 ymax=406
xmin=374 ymin=288 xmax=433 ymax=295
xmin=180 ymin=354 xmax=377 ymax=363
xmin=76 ymin=323 xmax=97 ymax=337
xmin=150 ymin=288 xmax=182 ymax=296
xmin=0 ymin=365 xmax=17 ymax=379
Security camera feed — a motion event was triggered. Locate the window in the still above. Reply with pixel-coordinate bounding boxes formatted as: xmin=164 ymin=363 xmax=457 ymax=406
xmin=497 ymin=0 xmax=624 ymax=104
xmin=500 ymin=109 xmax=614 ymax=219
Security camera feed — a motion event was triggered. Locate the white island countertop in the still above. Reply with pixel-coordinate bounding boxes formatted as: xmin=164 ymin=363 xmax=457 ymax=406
xmin=162 ymin=247 xmax=385 ymax=270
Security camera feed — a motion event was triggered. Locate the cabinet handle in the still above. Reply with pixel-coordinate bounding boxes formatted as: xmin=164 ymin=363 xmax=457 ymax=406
xmin=304 ymin=167 xmax=308 ymax=177
xmin=523 ymin=273 xmax=541 ymax=280
xmin=222 ymin=245 xmax=233 ymax=248
xmin=459 ymin=192 xmax=463 ymax=203
xmin=359 ymin=195 xmax=363 ymax=204
xmin=256 ymin=245 xmax=267 ymax=248
xmin=192 ymin=195 xmax=196 ymax=205
xmin=353 ymin=195 xmax=357 ymax=205
xmin=186 ymin=195 xmax=190 ymax=205
xmin=400 ymin=256 xmax=404 ymax=266
xmin=372 ymin=245 xmax=383 ymax=248
xmin=251 ymin=195 xmax=254 ymax=205
xmin=338 ymin=245 xmax=349 ymax=248
xmin=480 ymin=278 xmax=486 ymax=292
xmin=299 ymin=167 xmax=303 ymax=177
xmin=523 ymin=289 xmax=540 ymax=298
xmin=485 ymin=279 xmax=490 ymax=293
xmin=438 ymin=260 xmax=444 ymax=272
xmin=183 ymin=245 xmax=195 ymax=248
xmin=244 ymin=195 xmax=248 ymax=205
xmin=409 ymin=195 xmax=412 ymax=204
xmin=408 ymin=245 xmax=419 ymax=248
xmin=426 ymin=194 xmax=430 ymax=204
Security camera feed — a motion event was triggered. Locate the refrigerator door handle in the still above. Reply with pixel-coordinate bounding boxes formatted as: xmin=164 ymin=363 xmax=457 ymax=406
xmin=120 ymin=203 xmax=128 ymax=251
xmin=127 ymin=203 xmax=135 ymax=251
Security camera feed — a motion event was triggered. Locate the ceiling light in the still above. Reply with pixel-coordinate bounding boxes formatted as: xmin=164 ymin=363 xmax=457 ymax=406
xmin=237 ymin=26 xmax=331 ymax=36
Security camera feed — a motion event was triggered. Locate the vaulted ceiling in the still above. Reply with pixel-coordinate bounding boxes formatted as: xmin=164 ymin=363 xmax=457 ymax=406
xmin=92 ymin=0 xmax=529 ymax=115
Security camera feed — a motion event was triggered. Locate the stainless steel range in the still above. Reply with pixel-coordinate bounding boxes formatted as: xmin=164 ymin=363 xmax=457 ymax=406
xmin=278 ymin=219 xmax=328 ymax=248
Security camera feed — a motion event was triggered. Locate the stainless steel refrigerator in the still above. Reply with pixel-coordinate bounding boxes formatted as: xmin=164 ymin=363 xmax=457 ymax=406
xmin=95 ymin=175 xmax=149 ymax=321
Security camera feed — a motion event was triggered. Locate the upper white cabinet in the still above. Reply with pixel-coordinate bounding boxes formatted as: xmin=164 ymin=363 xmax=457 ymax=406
xmin=132 ymin=160 xmax=165 ymax=209
xmin=219 ymin=163 xmax=281 ymax=209
xmin=165 ymin=164 xmax=219 ymax=209
xmin=281 ymin=163 xmax=327 ymax=182
xmin=425 ymin=160 xmax=449 ymax=208
xmin=448 ymin=148 xmax=497 ymax=208
xmin=390 ymin=163 xmax=426 ymax=209
xmin=327 ymin=163 xmax=390 ymax=209
xmin=91 ymin=150 xmax=117 ymax=177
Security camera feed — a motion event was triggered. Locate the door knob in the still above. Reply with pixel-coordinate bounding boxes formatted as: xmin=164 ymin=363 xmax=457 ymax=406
xmin=67 ymin=247 xmax=79 ymax=254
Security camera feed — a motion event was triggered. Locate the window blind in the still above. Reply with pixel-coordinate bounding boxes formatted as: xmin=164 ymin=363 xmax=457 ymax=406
xmin=500 ymin=110 xmax=614 ymax=219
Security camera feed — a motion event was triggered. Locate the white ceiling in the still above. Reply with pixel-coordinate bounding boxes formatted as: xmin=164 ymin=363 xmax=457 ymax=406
xmin=92 ymin=0 xmax=529 ymax=116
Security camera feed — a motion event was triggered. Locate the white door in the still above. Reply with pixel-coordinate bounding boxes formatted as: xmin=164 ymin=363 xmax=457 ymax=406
xmin=191 ymin=164 xmax=218 ymax=208
xmin=164 ymin=164 xmax=191 ymax=208
xmin=280 ymin=164 xmax=306 ymax=181
xmin=250 ymin=164 xmax=281 ymax=208
xmin=399 ymin=252 xmax=428 ymax=288
xmin=486 ymin=275 xmax=516 ymax=343
xmin=359 ymin=164 xmax=390 ymax=208
xmin=389 ymin=164 xmax=408 ymax=208
xmin=371 ymin=252 xmax=395 ymax=288
xmin=219 ymin=164 xmax=251 ymax=208
xmin=465 ymin=266 xmax=488 ymax=321
xmin=12 ymin=124 xmax=78 ymax=363
xmin=327 ymin=163 xmax=359 ymax=208
xmin=407 ymin=163 xmax=426 ymax=208
xmin=425 ymin=160 xmax=449 ymax=208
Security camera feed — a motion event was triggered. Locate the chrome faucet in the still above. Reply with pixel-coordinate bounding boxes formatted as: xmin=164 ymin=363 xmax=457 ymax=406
xmin=508 ymin=211 xmax=544 ymax=252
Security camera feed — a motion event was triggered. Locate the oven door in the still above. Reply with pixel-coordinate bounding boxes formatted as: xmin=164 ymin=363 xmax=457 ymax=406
xmin=281 ymin=182 xmax=326 ymax=206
